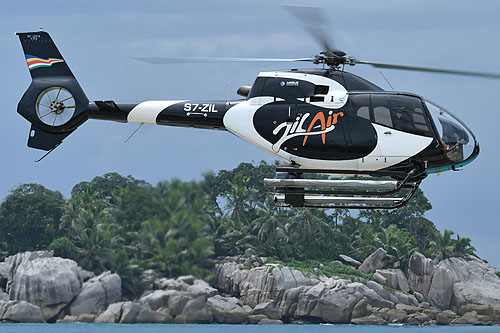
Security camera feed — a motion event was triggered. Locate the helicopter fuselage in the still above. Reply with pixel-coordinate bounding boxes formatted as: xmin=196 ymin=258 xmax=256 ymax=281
xmin=86 ymin=69 xmax=479 ymax=179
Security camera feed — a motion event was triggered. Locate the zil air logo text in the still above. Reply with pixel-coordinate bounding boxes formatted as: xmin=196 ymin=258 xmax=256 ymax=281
xmin=271 ymin=109 xmax=344 ymax=152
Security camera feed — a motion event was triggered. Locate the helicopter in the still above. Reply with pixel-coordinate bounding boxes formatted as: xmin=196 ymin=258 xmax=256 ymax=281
xmin=15 ymin=8 xmax=500 ymax=210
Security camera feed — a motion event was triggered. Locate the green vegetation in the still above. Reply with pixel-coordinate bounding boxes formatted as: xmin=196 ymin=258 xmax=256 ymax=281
xmin=496 ymin=272 xmax=500 ymax=279
xmin=285 ymin=260 xmax=372 ymax=280
xmin=0 ymin=162 xmax=478 ymax=298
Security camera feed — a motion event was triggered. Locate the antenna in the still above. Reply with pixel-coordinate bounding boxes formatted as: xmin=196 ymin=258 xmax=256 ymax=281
xmin=379 ymin=71 xmax=395 ymax=90
xmin=124 ymin=123 xmax=144 ymax=143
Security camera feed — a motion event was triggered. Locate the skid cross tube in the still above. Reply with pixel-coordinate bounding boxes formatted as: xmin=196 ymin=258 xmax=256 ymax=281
xmin=267 ymin=165 xmax=423 ymax=209
xmin=273 ymin=182 xmax=420 ymax=210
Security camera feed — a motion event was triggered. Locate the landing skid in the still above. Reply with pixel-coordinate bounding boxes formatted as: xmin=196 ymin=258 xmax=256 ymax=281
xmin=265 ymin=165 xmax=423 ymax=210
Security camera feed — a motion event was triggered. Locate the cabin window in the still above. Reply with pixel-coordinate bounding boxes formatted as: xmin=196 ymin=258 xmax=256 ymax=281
xmin=349 ymin=94 xmax=371 ymax=120
xmin=374 ymin=106 xmax=393 ymax=127
xmin=388 ymin=96 xmax=433 ymax=137
xmin=310 ymin=96 xmax=324 ymax=102
xmin=357 ymin=107 xmax=370 ymax=120
xmin=371 ymin=95 xmax=393 ymax=128
xmin=314 ymin=85 xmax=329 ymax=95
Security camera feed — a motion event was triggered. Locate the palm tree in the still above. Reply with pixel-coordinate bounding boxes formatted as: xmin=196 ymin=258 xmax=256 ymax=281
xmin=433 ymin=229 xmax=456 ymax=261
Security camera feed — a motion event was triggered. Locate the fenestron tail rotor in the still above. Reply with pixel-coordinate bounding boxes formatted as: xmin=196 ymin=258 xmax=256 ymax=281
xmin=36 ymin=87 xmax=76 ymax=126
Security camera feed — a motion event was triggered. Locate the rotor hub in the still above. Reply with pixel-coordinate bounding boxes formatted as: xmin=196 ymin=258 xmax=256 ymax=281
xmin=49 ymin=100 xmax=65 ymax=115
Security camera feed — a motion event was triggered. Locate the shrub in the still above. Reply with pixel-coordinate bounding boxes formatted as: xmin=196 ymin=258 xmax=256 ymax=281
xmin=48 ymin=237 xmax=78 ymax=261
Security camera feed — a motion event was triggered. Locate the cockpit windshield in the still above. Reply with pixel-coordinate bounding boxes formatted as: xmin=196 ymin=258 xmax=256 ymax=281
xmin=425 ymin=101 xmax=476 ymax=163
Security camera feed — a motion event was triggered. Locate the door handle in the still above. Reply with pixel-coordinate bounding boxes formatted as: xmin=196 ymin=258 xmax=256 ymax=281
xmin=384 ymin=130 xmax=392 ymax=135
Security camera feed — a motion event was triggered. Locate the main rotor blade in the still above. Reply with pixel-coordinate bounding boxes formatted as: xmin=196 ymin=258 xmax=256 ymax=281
xmin=283 ymin=5 xmax=335 ymax=53
xmin=355 ymin=60 xmax=500 ymax=79
xmin=135 ymin=56 xmax=314 ymax=64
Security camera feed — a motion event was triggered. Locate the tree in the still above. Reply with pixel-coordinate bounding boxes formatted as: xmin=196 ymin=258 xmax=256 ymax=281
xmin=433 ymin=229 xmax=476 ymax=261
xmin=48 ymin=237 xmax=78 ymax=261
xmin=288 ymin=209 xmax=341 ymax=260
xmin=373 ymin=225 xmax=418 ymax=270
xmin=359 ymin=188 xmax=432 ymax=229
xmin=0 ymin=184 xmax=65 ymax=254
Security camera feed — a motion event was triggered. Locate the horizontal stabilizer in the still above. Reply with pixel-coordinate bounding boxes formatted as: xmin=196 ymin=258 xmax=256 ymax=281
xmin=27 ymin=124 xmax=71 ymax=150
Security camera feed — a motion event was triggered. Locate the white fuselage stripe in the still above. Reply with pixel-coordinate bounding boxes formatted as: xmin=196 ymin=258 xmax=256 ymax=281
xmin=127 ymin=100 xmax=185 ymax=124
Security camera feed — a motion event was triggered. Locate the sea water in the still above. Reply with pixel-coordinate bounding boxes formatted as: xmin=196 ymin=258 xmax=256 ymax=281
xmin=0 ymin=324 xmax=498 ymax=333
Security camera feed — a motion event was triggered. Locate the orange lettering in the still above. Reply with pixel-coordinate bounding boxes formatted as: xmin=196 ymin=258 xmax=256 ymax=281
xmin=302 ymin=112 xmax=326 ymax=146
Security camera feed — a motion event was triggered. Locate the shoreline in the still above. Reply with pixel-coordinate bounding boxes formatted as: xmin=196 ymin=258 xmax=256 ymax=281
xmin=1 ymin=250 xmax=500 ymax=326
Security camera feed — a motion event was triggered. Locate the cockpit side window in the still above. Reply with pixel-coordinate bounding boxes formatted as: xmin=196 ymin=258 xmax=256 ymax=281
xmin=387 ymin=96 xmax=433 ymax=137
xmin=371 ymin=95 xmax=393 ymax=128
xmin=368 ymin=95 xmax=432 ymax=137
xmin=349 ymin=94 xmax=371 ymax=120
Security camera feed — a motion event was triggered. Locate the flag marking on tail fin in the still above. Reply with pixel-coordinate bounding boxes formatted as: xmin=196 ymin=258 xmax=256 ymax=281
xmin=25 ymin=54 xmax=64 ymax=70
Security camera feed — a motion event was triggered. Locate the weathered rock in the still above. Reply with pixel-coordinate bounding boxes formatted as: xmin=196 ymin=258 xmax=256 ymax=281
xmin=371 ymin=307 xmax=390 ymax=321
xmin=0 ymin=290 xmax=8 ymax=301
xmin=307 ymin=280 xmax=364 ymax=323
xmin=70 ymin=277 xmax=105 ymax=316
xmin=427 ymin=265 xmax=454 ymax=310
xmin=358 ymin=248 xmax=387 ymax=274
xmin=94 ymin=313 xmax=116 ymax=323
xmin=95 ymin=302 xmax=124 ymax=323
xmin=9 ymin=256 xmax=82 ymax=321
xmin=79 ymin=269 xmax=95 ymax=283
xmin=77 ymin=313 xmax=96 ymax=323
xmin=57 ymin=315 xmax=77 ymax=323
xmin=450 ymin=311 xmax=479 ymax=325
xmin=185 ymin=279 xmax=217 ymax=298
xmin=278 ymin=285 xmax=307 ymax=316
xmin=168 ymin=293 xmax=192 ymax=316
xmin=408 ymin=312 xmax=431 ymax=324
xmin=373 ymin=272 xmax=387 ymax=285
xmin=151 ymin=311 xmax=171 ymax=323
xmin=119 ymin=301 xmax=141 ymax=324
xmin=375 ymin=269 xmax=410 ymax=292
xmin=248 ymin=314 xmax=268 ymax=323
xmin=140 ymin=289 xmax=179 ymax=311
xmin=407 ymin=252 xmax=435 ymax=298
xmin=141 ymin=269 xmax=156 ymax=291
xmin=154 ymin=278 xmax=184 ymax=291
xmin=245 ymin=248 xmax=257 ymax=257
xmin=339 ymin=255 xmax=361 ymax=268
xmin=457 ymin=304 xmax=493 ymax=316
xmin=175 ymin=296 xmax=212 ymax=324
xmin=351 ymin=297 xmax=368 ymax=319
xmin=135 ymin=304 xmax=156 ymax=323
xmin=352 ymin=314 xmax=387 ymax=325
xmin=5 ymin=251 xmax=53 ymax=276
xmin=438 ymin=256 xmax=500 ymax=312
xmin=413 ymin=291 xmax=424 ymax=303
xmin=0 ymin=300 xmax=44 ymax=323
xmin=99 ymin=272 xmax=122 ymax=304
xmin=0 ymin=262 xmax=9 ymax=289
xmin=70 ymin=271 xmax=121 ymax=316
xmin=258 ymin=318 xmax=283 ymax=324
xmin=422 ymin=308 xmax=439 ymax=320
xmin=385 ymin=308 xmax=407 ymax=322
xmin=395 ymin=303 xmax=420 ymax=315
xmin=441 ymin=309 xmax=459 ymax=319
xmin=252 ymin=301 xmax=280 ymax=320
xmin=365 ymin=280 xmax=416 ymax=307
xmin=207 ymin=295 xmax=248 ymax=324
xmin=420 ymin=302 xmax=430 ymax=309
xmin=436 ymin=313 xmax=449 ymax=325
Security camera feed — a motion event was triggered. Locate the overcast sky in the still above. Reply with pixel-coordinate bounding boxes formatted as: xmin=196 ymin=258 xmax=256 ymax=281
xmin=2 ymin=0 xmax=500 ymax=267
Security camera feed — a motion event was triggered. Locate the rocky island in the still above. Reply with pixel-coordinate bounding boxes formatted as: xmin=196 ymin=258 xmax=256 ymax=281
xmin=1 ymin=248 xmax=499 ymax=325
xmin=0 ymin=168 xmax=498 ymax=326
